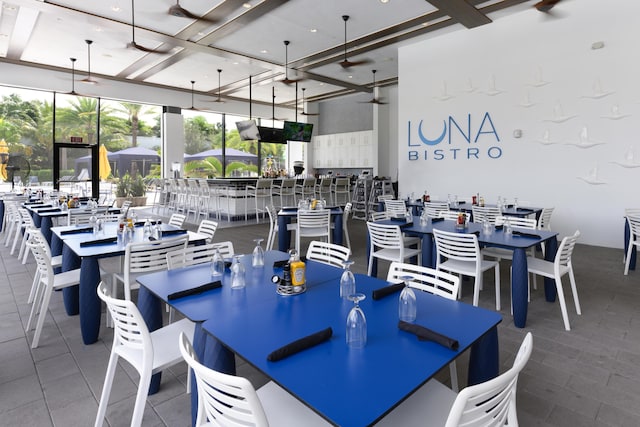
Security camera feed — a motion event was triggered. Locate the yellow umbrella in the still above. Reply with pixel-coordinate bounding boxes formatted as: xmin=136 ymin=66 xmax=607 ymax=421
xmin=0 ymin=139 xmax=8 ymax=181
xmin=99 ymin=144 xmax=111 ymax=180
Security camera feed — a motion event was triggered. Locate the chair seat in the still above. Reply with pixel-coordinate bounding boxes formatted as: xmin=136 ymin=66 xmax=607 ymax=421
xmin=51 ymin=255 xmax=63 ymax=269
xmin=299 ymin=226 xmax=331 ymax=237
xmin=376 ymin=379 xmax=455 ymax=426
xmin=116 ymin=318 xmax=194 ymax=375
xmin=256 ymin=381 xmax=333 ymax=427
xmin=52 ymin=268 xmax=81 ymax=290
xmin=371 ymin=247 xmax=421 ymax=263
xmin=403 ymin=235 xmax=421 ymax=247
xmin=439 ymin=258 xmax=498 ymax=276
xmin=526 ymin=256 xmax=571 ymax=278
xmin=482 ymin=246 xmax=513 ymax=260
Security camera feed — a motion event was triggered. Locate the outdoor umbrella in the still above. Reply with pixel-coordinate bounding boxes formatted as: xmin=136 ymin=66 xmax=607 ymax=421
xmin=99 ymin=144 xmax=111 ymax=180
xmin=0 ymin=139 xmax=7 ymax=181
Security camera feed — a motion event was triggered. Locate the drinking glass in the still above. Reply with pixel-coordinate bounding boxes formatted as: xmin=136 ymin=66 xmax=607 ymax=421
xmin=346 ymin=293 xmax=367 ymax=348
xmin=514 ymin=197 xmax=519 ymax=209
xmin=252 ymin=238 xmax=265 ymax=267
xmin=339 ymin=260 xmax=356 ymax=300
xmin=211 ymin=247 xmax=225 ymax=277
xmin=398 ymin=276 xmax=417 ymax=322
xmin=89 ymin=214 xmax=98 ymax=235
xmin=482 ymin=218 xmax=493 ymax=236
xmin=230 ymin=255 xmax=246 ymax=289
xmin=454 ymin=195 xmax=459 ymax=208
xmin=504 ymin=217 xmax=513 ymax=236
xmin=419 ymin=210 xmax=429 ymax=226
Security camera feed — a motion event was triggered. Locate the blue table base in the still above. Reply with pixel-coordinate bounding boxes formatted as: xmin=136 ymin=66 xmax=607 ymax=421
xmin=61 ymin=243 xmax=80 ymax=316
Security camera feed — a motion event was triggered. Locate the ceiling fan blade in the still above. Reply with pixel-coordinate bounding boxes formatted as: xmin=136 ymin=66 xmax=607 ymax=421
xmin=203 ymin=97 xmax=225 ymax=103
xmin=281 ymin=77 xmax=303 ymax=85
xmin=168 ymin=4 xmax=220 ymax=24
xmin=127 ymin=41 xmax=172 ymax=54
xmin=358 ymin=98 xmax=387 ymax=105
xmin=534 ymin=0 xmax=562 ymax=12
xmin=339 ymin=58 xmax=372 ymax=69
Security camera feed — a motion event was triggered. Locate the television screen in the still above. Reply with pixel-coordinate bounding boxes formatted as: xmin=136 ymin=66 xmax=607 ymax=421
xmin=236 ymin=120 xmax=260 ymax=141
xmin=257 ymin=126 xmax=285 ymax=144
xmin=283 ymin=121 xmax=313 ymax=142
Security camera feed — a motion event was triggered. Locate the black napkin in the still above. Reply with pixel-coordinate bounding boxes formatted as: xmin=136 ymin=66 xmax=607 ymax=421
xmin=80 ymin=237 xmax=118 ymax=247
xmin=431 ymin=217 xmax=445 ymax=223
xmin=398 ymin=321 xmax=459 ymax=350
xmin=61 ymin=227 xmax=94 ymax=235
xmin=36 ymin=208 xmax=61 ymax=213
xmin=516 ymin=208 xmax=533 ymax=212
xmin=167 ymin=281 xmax=222 ymax=300
xmin=134 ymin=220 xmax=159 ymax=226
xmin=273 ymin=259 xmax=288 ymax=268
xmin=390 ymin=216 xmax=408 ymax=222
xmin=224 ymin=261 xmax=232 ymax=268
xmin=495 ymin=225 xmax=504 ymax=230
xmin=512 ymin=230 xmax=541 ymax=239
xmin=161 ymin=229 xmax=187 ymax=236
xmin=267 ymin=327 xmax=333 ymax=362
xmin=457 ymin=201 xmax=466 ymax=204
xmin=372 ymin=283 xmax=405 ymax=300
xmin=504 ymin=204 xmax=514 ymax=209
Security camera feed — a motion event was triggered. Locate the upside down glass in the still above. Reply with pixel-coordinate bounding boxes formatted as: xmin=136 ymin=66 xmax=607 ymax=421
xmin=230 ymin=255 xmax=246 ymax=289
xmin=339 ymin=260 xmax=355 ymax=300
xmin=252 ymin=238 xmax=265 ymax=267
xmin=346 ymin=293 xmax=367 ymax=348
xmin=398 ymin=275 xmax=417 ymax=323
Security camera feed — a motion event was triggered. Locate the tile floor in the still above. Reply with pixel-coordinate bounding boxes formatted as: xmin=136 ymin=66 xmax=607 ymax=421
xmin=1 ymin=208 xmax=640 ymax=426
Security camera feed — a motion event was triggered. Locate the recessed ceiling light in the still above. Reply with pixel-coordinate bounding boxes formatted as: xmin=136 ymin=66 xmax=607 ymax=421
xmin=0 ymin=33 xmax=8 ymax=38
xmin=3 ymin=5 xmax=17 ymax=11
xmin=242 ymin=3 xmax=251 ymax=8
xmin=309 ymin=28 xmax=317 ymax=33
xmin=260 ymin=49 xmax=268 ymax=54
xmin=111 ymin=5 xmax=121 ymax=12
xmin=94 ymin=27 xmax=103 ymax=32
xmin=348 ymin=75 xmax=353 ymax=79
xmin=232 ymin=61 xmax=239 ymax=65
xmin=380 ymin=0 xmax=389 ymax=3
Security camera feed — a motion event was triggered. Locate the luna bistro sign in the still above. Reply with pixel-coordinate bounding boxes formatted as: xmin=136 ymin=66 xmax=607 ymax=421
xmin=407 ymin=112 xmax=502 ymax=161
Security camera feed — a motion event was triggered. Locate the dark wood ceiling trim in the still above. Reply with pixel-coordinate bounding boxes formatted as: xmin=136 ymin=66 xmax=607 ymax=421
xmin=426 ymin=0 xmax=492 ymax=28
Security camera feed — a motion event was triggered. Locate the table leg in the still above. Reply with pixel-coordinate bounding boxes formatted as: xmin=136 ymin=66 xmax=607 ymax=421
xmin=278 ymin=215 xmax=291 ymax=252
xmin=468 ymin=326 xmax=499 ymax=385
xmin=50 ymin=233 xmax=63 ymax=274
xmin=0 ymin=200 xmax=4 ymax=232
xmin=41 ymin=217 xmax=53 ymax=246
xmin=421 ymin=234 xmax=434 ymax=268
xmin=544 ymin=237 xmax=558 ymax=302
xmin=366 ymin=232 xmax=378 ymax=277
xmin=61 ymin=243 xmax=80 ymax=315
xmin=191 ymin=323 xmax=236 ymax=427
xmin=511 ymin=248 xmax=528 ymax=328
xmin=137 ymin=286 xmax=163 ymax=395
xmin=333 ymin=213 xmax=343 ymax=245
xmin=79 ymin=257 xmax=102 ymax=344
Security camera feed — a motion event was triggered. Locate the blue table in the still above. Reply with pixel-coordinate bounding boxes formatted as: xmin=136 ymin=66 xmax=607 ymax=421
xmin=137 ymin=252 xmax=345 ymax=425
xmin=368 ymin=217 xmax=557 ymax=329
xmin=27 ymin=205 xmax=119 ymax=246
xmin=277 ymin=206 xmax=344 ymax=252
xmin=201 ymin=272 xmax=501 ymax=426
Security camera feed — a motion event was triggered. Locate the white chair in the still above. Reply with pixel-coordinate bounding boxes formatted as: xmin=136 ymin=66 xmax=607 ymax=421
xmin=296 ymin=209 xmax=331 ymax=254
xmin=273 ymin=178 xmax=296 ymax=208
xmin=14 ymin=207 xmax=35 ymax=261
xmin=331 ymin=177 xmax=351 ymax=206
xmin=178 ymin=332 xmax=331 ymax=427
xmin=439 ymin=210 xmax=461 ymax=221
xmin=95 ymin=283 xmax=194 ymax=427
xmin=166 ymin=243 xmax=225 ymax=270
xmin=197 ymin=219 xmax=218 ymax=243
xmin=168 ymin=212 xmax=187 ymax=227
xmin=245 ymin=178 xmax=273 ymax=222
xmin=471 ymin=205 xmax=502 ymax=224
xmin=25 ymin=228 xmax=62 ymax=304
xmin=423 ymin=201 xmax=449 ymax=218
xmin=196 ymin=179 xmax=212 ymax=221
xmin=112 ymin=234 xmax=189 ymax=301
xmin=387 ymin=262 xmax=460 ymax=391
xmin=378 ymin=332 xmax=533 ymax=427
xmin=384 ymin=199 xmax=407 ymax=217
xmin=527 ymin=230 xmax=581 ymax=330
xmin=342 ymin=202 xmax=352 ymax=249
xmin=369 ymin=210 xmax=389 ymax=221
xmin=294 ymin=177 xmax=316 ymax=203
xmin=625 ymin=214 xmax=640 ymax=272
xmin=306 ymin=240 xmax=351 ymax=268
xmin=265 ymin=205 xmax=279 ymax=251
xmin=538 ymin=207 xmax=555 ymax=257
xmin=483 ymin=216 xmax=538 ymax=262
xmin=433 ymin=228 xmax=501 ymax=309
xmin=366 ymin=222 xmax=422 ymax=276
xmin=314 ymin=178 xmax=333 ymax=204
xmin=26 ymin=234 xmax=81 ymax=348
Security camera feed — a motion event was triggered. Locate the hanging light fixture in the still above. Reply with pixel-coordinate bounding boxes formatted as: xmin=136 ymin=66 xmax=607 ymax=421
xmin=80 ymin=40 xmax=98 ymax=84
xmin=211 ymin=69 xmax=225 ymax=103
xmin=68 ymin=57 xmax=78 ymax=95
xmin=281 ymin=40 xmax=301 ymax=85
xmin=185 ymin=80 xmax=201 ymax=111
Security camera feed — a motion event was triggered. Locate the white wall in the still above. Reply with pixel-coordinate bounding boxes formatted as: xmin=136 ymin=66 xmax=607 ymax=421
xmin=398 ymin=0 xmax=639 ymax=248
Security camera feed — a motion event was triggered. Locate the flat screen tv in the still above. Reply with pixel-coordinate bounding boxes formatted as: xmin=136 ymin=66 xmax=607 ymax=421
xmin=283 ymin=121 xmax=313 ymax=142
xmin=236 ymin=120 xmax=260 ymax=141
xmin=257 ymin=126 xmax=285 ymax=144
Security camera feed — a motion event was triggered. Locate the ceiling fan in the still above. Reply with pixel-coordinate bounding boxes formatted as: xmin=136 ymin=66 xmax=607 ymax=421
xmin=204 ymin=69 xmax=225 ymax=103
xmin=127 ymin=0 xmax=172 ymax=54
xmin=281 ymin=40 xmax=302 ymax=85
xmin=360 ymin=70 xmax=387 ymax=105
xmin=80 ymin=40 xmax=98 ymax=85
xmin=300 ymin=88 xmax=319 ymax=116
xmin=168 ymin=0 xmax=220 ymax=24
xmin=339 ymin=15 xmax=371 ymax=69
xmin=184 ymin=80 xmax=202 ymax=111
xmin=66 ymin=57 xmax=79 ymax=95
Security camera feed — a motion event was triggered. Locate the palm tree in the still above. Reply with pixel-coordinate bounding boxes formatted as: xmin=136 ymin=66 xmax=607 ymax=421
xmin=117 ymin=102 xmax=151 ymax=147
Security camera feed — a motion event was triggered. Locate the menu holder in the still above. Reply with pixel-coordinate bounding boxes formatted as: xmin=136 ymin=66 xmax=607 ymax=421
xmin=372 ymin=283 xmax=405 ymax=300
xmin=398 ymin=321 xmax=459 ymax=350
xmin=167 ymin=281 xmax=222 ymax=300
xmin=61 ymin=227 xmax=94 ymax=235
xmin=512 ymin=230 xmax=541 ymax=239
xmin=267 ymin=327 xmax=333 ymax=362
xmin=80 ymin=237 xmax=117 ymax=247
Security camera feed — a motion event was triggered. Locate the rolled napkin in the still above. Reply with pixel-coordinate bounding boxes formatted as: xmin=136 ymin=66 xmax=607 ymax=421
xmin=398 ymin=321 xmax=459 ymax=351
xmin=372 ymin=283 xmax=405 ymax=300
xmin=267 ymin=327 xmax=333 ymax=362
xmin=512 ymin=230 xmax=541 ymax=239
xmin=36 ymin=208 xmax=61 ymax=213
xmin=167 ymin=281 xmax=222 ymax=300
xmin=80 ymin=236 xmax=118 ymax=247
xmin=431 ymin=217 xmax=445 ymax=223
xmin=495 ymin=225 xmax=504 ymax=230
xmin=160 ymin=228 xmax=187 ymax=236
xmin=61 ymin=227 xmax=94 ymax=235
xmin=457 ymin=201 xmax=466 ymax=204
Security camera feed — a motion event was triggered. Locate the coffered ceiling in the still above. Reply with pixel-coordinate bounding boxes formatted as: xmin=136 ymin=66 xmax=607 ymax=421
xmin=0 ymin=0 xmax=537 ymax=109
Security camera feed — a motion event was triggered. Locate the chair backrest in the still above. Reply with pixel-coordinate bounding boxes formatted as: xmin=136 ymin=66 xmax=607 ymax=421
xmin=256 ymin=178 xmax=273 ymax=191
xmin=28 ymin=237 xmax=54 ymax=286
xmin=211 ymin=240 xmax=235 ymax=258
xmin=18 ymin=207 xmax=35 ymax=227
xmin=197 ymin=219 xmax=218 ymax=242
xmin=378 ymin=194 xmax=394 ymax=202
xmin=387 ymin=262 xmax=459 ymax=300
xmin=439 ymin=211 xmax=460 ymax=221
xmin=423 ymin=202 xmax=449 ymax=218
xmin=197 ymin=179 xmax=211 ymax=195
xmin=178 ymin=332 xmax=269 ymax=427
xmin=306 ymin=240 xmax=351 ymax=268
xmin=369 ymin=210 xmax=390 ymax=222
xmin=385 ymin=199 xmax=407 ymax=216
xmin=120 ymin=200 xmax=132 ymax=215
xmin=97 ymin=282 xmax=152 ymax=362
xmin=297 ymin=209 xmax=331 ymax=237
xmin=333 ymin=177 xmax=350 ymax=192
xmin=537 ymin=207 xmax=554 ymax=230
xmin=555 ymin=230 xmax=580 ymax=270
xmin=167 ymin=243 xmax=224 ymax=270
xmin=343 ymin=203 xmax=352 ymax=224
xmin=496 ymin=216 xmax=537 ymax=229
xmin=433 ymin=228 xmax=481 ymax=263
xmin=279 ymin=178 xmax=296 ymax=192
xmin=169 ymin=213 xmax=187 ymax=227
xmin=471 ymin=206 xmax=502 ymax=224
xmin=366 ymin=222 xmax=404 ymax=250
xmin=445 ymin=332 xmax=533 ymax=427
xmin=265 ymin=205 xmax=278 ymax=250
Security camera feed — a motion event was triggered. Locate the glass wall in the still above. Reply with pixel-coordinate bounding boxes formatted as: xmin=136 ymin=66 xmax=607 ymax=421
xmin=225 ymin=114 xmax=257 ymax=178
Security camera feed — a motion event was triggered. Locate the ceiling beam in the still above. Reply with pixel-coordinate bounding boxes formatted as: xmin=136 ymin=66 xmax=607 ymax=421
xmin=426 ymin=0 xmax=492 ymax=28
